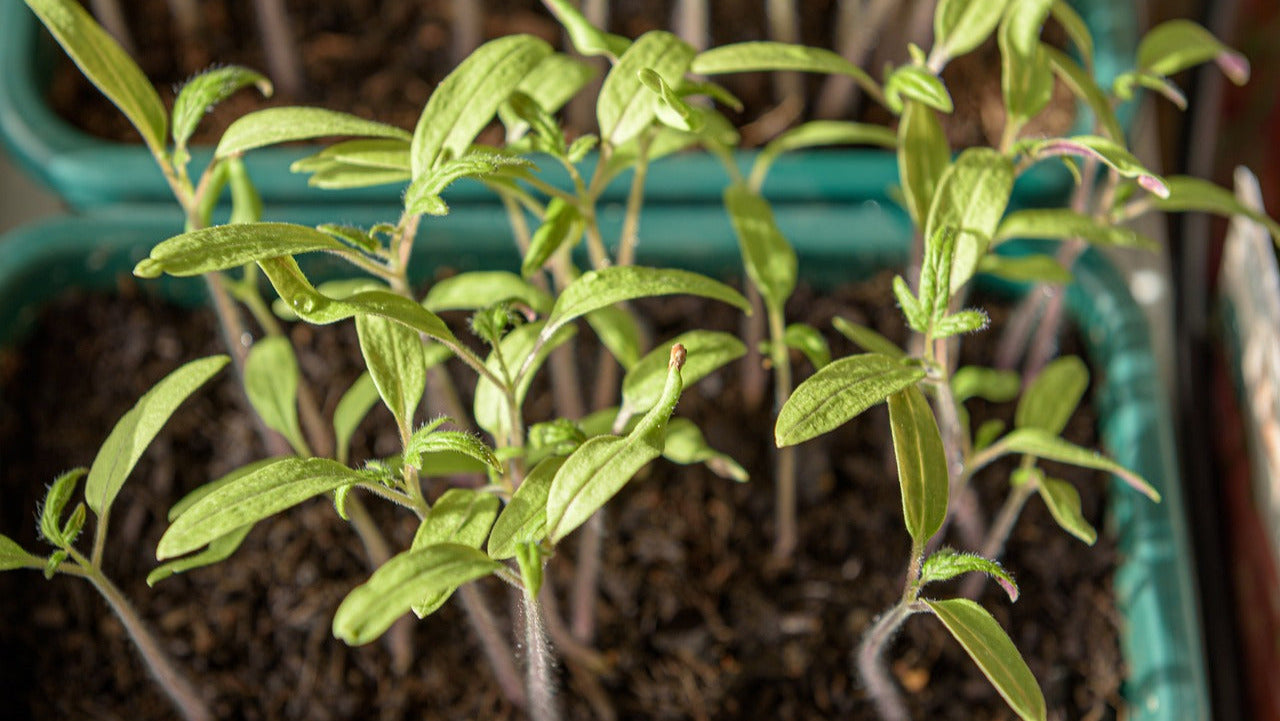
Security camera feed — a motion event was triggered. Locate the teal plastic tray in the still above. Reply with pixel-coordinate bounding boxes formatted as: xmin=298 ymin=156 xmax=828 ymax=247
xmin=0 ymin=205 xmax=1206 ymax=720
xmin=0 ymin=0 xmax=1134 ymax=210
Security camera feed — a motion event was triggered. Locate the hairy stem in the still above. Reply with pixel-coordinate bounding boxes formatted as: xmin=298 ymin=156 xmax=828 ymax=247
xmin=522 ymin=590 xmax=561 ymax=721
xmin=856 ymin=600 xmax=918 ymax=721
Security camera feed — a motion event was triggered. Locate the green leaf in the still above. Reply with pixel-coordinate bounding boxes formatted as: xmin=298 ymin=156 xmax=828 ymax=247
xmin=216 ymin=107 xmax=409 ymax=159
xmin=413 ymin=489 xmax=499 ymax=550
xmin=638 ymin=68 xmax=703 ymax=133
xmin=40 ymin=468 xmax=86 ymax=547
xmin=1138 ymin=19 xmax=1249 ymax=85
xmin=751 ymin=121 xmax=896 ymax=190
xmin=243 ymin=337 xmax=306 ymax=454
xmin=304 ymin=163 xmax=412 ymax=190
xmin=488 ymin=457 xmax=565 ymax=560
xmin=933 ymin=0 xmax=1011 ymax=62
xmin=157 ymin=457 xmax=364 ymax=559
xmin=499 ymin=54 xmax=597 ymax=141
xmin=893 ymin=275 xmax=927 ymax=331
xmin=167 ymin=459 xmax=277 ymax=522
xmin=44 ymin=550 xmax=67 ymax=579
xmin=226 ymin=156 xmax=263 ymax=225
xmin=888 ymin=385 xmax=948 ymax=543
xmin=333 ymin=543 xmax=501 ymax=644
xmin=690 ymin=41 xmax=879 ymax=99
xmin=974 ymin=418 xmax=1006 ymax=451
xmin=293 ymin=138 xmax=411 ymax=172
xmin=521 ymin=198 xmax=583 ymax=278
xmin=543 ymin=267 xmax=750 ymax=343
xmin=1021 ymin=136 xmax=1167 ymax=198
xmin=951 ymin=366 xmax=1020 ymax=404
xmin=475 ymin=321 xmax=576 ymax=441
xmin=924 ymin=148 xmax=1015 ymax=290
xmin=588 ymin=306 xmax=644 ymax=370
xmin=998 ymin=0 xmax=1055 ymax=125
xmin=172 ymin=66 xmax=272 ymax=151
xmin=404 ymin=426 xmax=501 ymax=473
xmin=0 ymin=533 xmax=37 ymax=571
xmin=921 ymin=548 xmax=1019 ymax=601
xmin=917 ymin=226 xmax=960 ymax=329
xmin=546 ymin=345 xmax=686 ymax=543
xmin=897 ymin=101 xmax=952 ymax=227
xmin=977 ymin=254 xmax=1072 ymax=285
xmin=926 ymin=599 xmax=1046 ymax=721
xmin=832 ymin=317 xmax=906 ymax=359
xmin=1015 ymin=356 xmax=1088 ymax=435
xmin=598 ymin=32 xmax=696 ymax=146
xmin=995 ymin=208 xmax=1157 ymax=250
xmin=783 ymin=323 xmax=831 ymax=369
xmin=356 ymin=314 xmax=426 ymax=432
xmin=662 ymin=418 xmax=749 ymax=482
xmin=515 ymin=542 xmax=545 ymax=597
xmin=621 ymin=330 xmax=745 ymax=414
xmin=1037 ymin=472 xmax=1097 ymax=545
xmin=1113 ymin=70 xmax=1188 ymax=109
xmin=1000 ymin=428 xmax=1160 ymax=501
xmin=542 ymin=0 xmax=630 ymax=57
xmin=1044 ymin=47 xmax=1123 ymax=142
xmin=26 ymin=0 xmax=168 ymax=155
xmin=933 ymin=309 xmax=989 ymax=338
xmin=59 ymin=503 xmax=86 ymax=546
xmin=147 ymin=525 xmax=252 ymax=587
xmin=134 ymin=223 xmax=352 ymax=279
xmin=424 ymin=271 xmax=553 ymax=315
xmin=1049 ymin=1 xmax=1093 ymax=72
xmin=724 ymin=184 xmax=798 ymax=310
xmin=86 ymin=356 xmax=228 ymax=516
xmin=411 ymin=35 xmax=553 ymax=178
xmin=1152 ymin=176 xmax=1280 ymax=243
xmin=406 ymin=151 xmax=535 ymax=216
xmin=776 ymin=354 xmax=927 ymax=447
xmin=884 ymin=65 xmax=954 ymax=114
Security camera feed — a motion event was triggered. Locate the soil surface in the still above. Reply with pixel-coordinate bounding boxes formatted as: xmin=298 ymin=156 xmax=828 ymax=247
xmin=47 ymin=0 xmax=1074 ymax=149
xmin=0 ymin=272 xmax=1124 ymax=720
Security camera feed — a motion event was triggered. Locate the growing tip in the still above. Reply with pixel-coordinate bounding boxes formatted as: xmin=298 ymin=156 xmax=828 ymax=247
xmin=670 ymin=343 xmax=687 ymax=370
xmin=1216 ymin=51 xmax=1251 ymax=86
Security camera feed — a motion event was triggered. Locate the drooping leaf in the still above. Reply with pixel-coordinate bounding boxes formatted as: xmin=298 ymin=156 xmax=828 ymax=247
xmin=995 ymin=208 xmax=1157 ymax=250
xmin=26 ymin=0 xmax=168 ymax=154
xmin=521 ymin=198 xmax=583 ymax=278
xmin=488 ymin=457 xmax=565 ymax=560
xmin=622 ymin=330 xmax=745 ymax=415
xmin=173 ymin=66 xmax=272 ymax=151
xmin=333 ymin=544 xmax=501 ymax=644
xmin=147 ymin=525 xmax=252 ymax=586
xmin=86 ymin=356 xmax=229 ymax=516
xmin=404 ymin=426 xmax=501 ymax=473
xmin=424 ymin=271 xmax=553 ymax=315
xmin=690 ymin=41 xmax=879 ymax=99
xmin=1015 ymin=356 xmax=1088 ymax=435
xmin=158 ymin=457 xmax=364 ymax=559
xmin=884 ymin=65 xmax=954 ymax=114
xmin=932 ymin=0 xmax=1011 ymax=63
xmin=897 ymin=101 xmax=952 ymax=227
xmin=1138 ymin=19 xmax=1249 ymax=85
xmin=1037 ymin=473 xmax=1097 ymax=545
xmin=724 ymin=184 xmax=797 ymax=310
xmin=542 ymin=0 xmax=630 ymax=57
xmin=998 ymin=0 xmax=1055 ymax=125
xmin=887 ymin=385 xmax=948 ymax=543
xmin=474 ymin=321 xmax=577 ymax=441
xmin=921 ymin=548 xmax=1019 ymax=601
xmin=356 ymin=314 xmax=426 ymax=433
xmin=751 ymin=121 xmax=896 ymax=190
xmin=39 ymin=468 xmax=86 ymax=547
xmin=588 ymin=306 xmax=644 ymax=370
xmin=1152 ymin=176 xmax=1280 ymax=243
xmin=1112 ymin=69 xmax=1189 ymax=109
xmin=216 ymin=107 xmax=409 ymax=159
xmin=412 ymin=35 xmax=552 ymax=177
xmin=598 ymin=32 xmax=696 ymax=146
xmin=926 ymin=599 xmax=1046 ymax=721
xmin=546 ymin=345 xmax=686 ymax=543
xmin=0 ymin=534 xmax=36 ymax=571
xmin=244 ymin=337 xmax=306 ymax=454
xmin=951 ymin=366 xmax=1020 ymax=404
xmin=638 ymin=68 xmax=703 ymax=133
xmin=1022 ymin=136 xmax=1168 ymax=198
xmin=661 ymin=418 xmax=749 ymax=482
xmin=776 ymin=354 xmax=926 ymax=447
xmin=1044 ymin=47 xmax=1123 ymax=142
xmin=133 ymin=223 xmax=352 ymax=279
xmin=924 ymin=148 xmax=1015 ymax=290
xmin=832 ymin=317 xmax=906 ymax=359
xmin=1000 ymin=428 xmax=1160 ymax=501
xmin=976 ymin=254 xmax=1073 ymax=285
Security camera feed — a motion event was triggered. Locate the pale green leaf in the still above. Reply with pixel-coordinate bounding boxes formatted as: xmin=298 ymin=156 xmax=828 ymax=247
xmin=173 ymin=66 xmax=272 ymax=150
xmin=776 ymin=354 xmax=926 ymax=447
xmin=885 ymin=65 xmax=954 ymax=114
xmin=751 ymin=121 xmax=896 ymax=190
xmin=724 ymin=184 xmax=797 ymax=309
xmin=1153 ymin=176 xmax=1280 ymax=243
xmin=147 ymin=525 xmax=252 ymax=586
xmin=952 ymin=366 xmax=1020 ymax=404
xmin=1113 ymin=70 xmax=1188 ymax=109
xmin=924 ymin=148 xmax=1015 ymax=290
xmin=168 ymin=459 xmax=278 ymax=522
xmin=995 ymin=208 xmax=1157 ymax=250
xmin=1022 ymin=136 xmax=1167 ymax=198
xmin=424 ymin=271 xmax=553 ymax=315
xmin=933 ymin=309 xmax=989 ymax=338
xmin=783 ymin=323 xmax=831 ymax=369
xmin=1000 ymin=428 xmax=1160 ymax=501
xmin=897 ymin=101 xmax=951 ymax=227
xmin=40 ymin=468 xmax=85 ymax=546
xmin=690 ymin=41 xmax=879 ymax=100
xmin=158 ymin=457 xmax=364 ymax=559
xmin=404 ymin=427 xmax=501 ymax=473
xmin=305 ymin=163 xmax=411 ymax=190
xmin=333 ymin=544 xmax=501 ymax=644
xmin=1016 ymin=356 xmax=1088 ymax=435
xmin=87 ymin=356 xmax=229 ymax=515
xmin=0 ymin=533 xmax=37 ymax=571
xmin=542 ymin=0 xmax=630 ymax=57
xmin=661 ymin=418 xmax=748 ymax=482
xmin=999 ymin=0 xmax=1055 ymax=124
xmin=356 ymin=314 xmax=426 ymax=432
xmin=26 ymin=0 xmax=168 ymax=154
xmin=921 ymin=548 xmax=1019 ymax=601
xmin=933 ymin=0 xmax=1011 ymax=62
xmin=832 ymin=317 xmax=906 ymax=359
xmin=1038 ymin=473 xmax=1097 ymax=545
xmin=515 ymin=542 xmax=545 ymax=597
xmin=888 ymin=385 xmax=948 ymax=543
xmin=893 ymin=275 xmax=927 ymax=330
xmin=407 ymin=151 xmax=534 ymax=214
xmin=926 ymin=599 xmax=1046 ymax=721
xmin=521 ymin=198 xmax=582 ymax=278
xmin=1044 ymin=47 xmax=1122 ymax=142
xmin=638 ymin=68 xmax=703 ymax=133
xmin=216 ymin=107 xmax=409 ymax=159
xmin=622 ymin=330 xmax=745 ymax=414
xmin=488 ymin=457 xmax=565 ymax=559
xmin=977 ymin=254 xmax=1073 ymax=285
xmin=474 ymin=321 xmax=576 ymax=441
xmin=133 ymin=223 xmax=351 ymax=279
xmin=1138 ymin=19 xmax=1249 ymax=85
xmin=1049 ymin=1 xmax=1093 ymax=72
xmin=226 ymin=156 xmax=262 ymax=225
xmin=293 ymin=138 xmax=411 ymax=171
xmin=975 ymin=418 xmax=1006 ymax=451
xmin=588 ymin=306 xmax=644 ymax=370
xmin=244 ymin=337 xmax=306 ymax=454
xmin=499 ymin=54 xmax=597 ymax=140
xmin=413 ymin=489 xmax=500 ymax=549
xmin=598 ymin=31 xmax=696 ymax=146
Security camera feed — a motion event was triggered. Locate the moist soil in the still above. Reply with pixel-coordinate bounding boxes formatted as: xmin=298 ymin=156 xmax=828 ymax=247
xmin=47 ymin=0 xmax=1074 ymax=149
xmin=0 ymin=272 xmax=1124 ymax=720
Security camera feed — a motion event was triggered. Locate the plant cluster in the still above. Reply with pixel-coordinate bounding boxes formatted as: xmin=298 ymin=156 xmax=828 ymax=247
xmin=4 ymin=1 xmax=1276 ymax=720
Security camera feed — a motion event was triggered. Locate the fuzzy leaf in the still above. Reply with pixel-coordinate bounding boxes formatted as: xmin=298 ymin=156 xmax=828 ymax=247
xmin=542 ymin=0 xmax=630 ymax=57
xmin=26 ymin=0 xmax=168 ymax=154
xmin=133 ymin=223 xmax=351 ymax=279
xmin=1022 ymin=136 xmax=1167 ymax=198
xmin=412 ymin=35 xmax=553 ymax=177
xmin=173 ymin=66 xmax=272 ymax=150
xmin=926 ymin=599 xmax=1046 ymax=721
xmin=598 ymin=31 xmax=696 ymax=146
xmin=1152 ymin=176 xmax=1280 ymax=243
xmin=921 ymin=548 xmax=1019 ymax=601
xmin=776 ymin=354 xmax=926 ymax=447
xmin=1016 ymin=356 xmax=1088 ymax=435
xmin=638 ymin=68 xmax=703 ymax=132
xmin=622 ymin=330 xmax=745 ymax=414
xmin=587 ymin=306 xmax=644 ymax=370
xmin=356 ymin=314 xmax=426 ymax=432
xmin=951 ymin=366 xmax=1020 ymax=404
xmin=521 ymin=198 xmax=582 ymax=278
xmin=932 ymin=309 xmax=989 ymax=338
xmin=0 ymin=534 xmax=36 ymax=571
xmin=884 ymin=65 xmax=954 ymax=114
xmin=1000 ymin=428 xmax=1160 ymax=501
xmin=662 ymin=418 xmax=749 ymax=482
xmin=888 ymin=385 xmax=948 ymax=543
xmin=832 ymin=317 xmax=906 ymax=359
xmin=86 ymin=356 xmax=228 ymax=516
xmin=690 ymin=41 xmax=879 ymax=98
xmin=147 ymin=525 xmax=252 ymax=587
xmin=404 ymin=428 xmax=501 ymax=473
xmin=424 ymin=271 xmax=553 ymax=315
xmin=158 ymin=457 xmax=364 ymax=559
xmin=40 ymin=468 xmax=86 ymax=547
xmin=333 ymin=544 xmax=501 ymax=644
xmin=1138 ymin=19 xmax=1249 ymax=85
xmin=995 ymin=208 xmax=1157 ymax=250
xmin=1037 ymin=473 xmax=1097 ymax=545
xmin=724 ymin=184 xmax=797 ymax=310
xmin=488 ymin=457 xmax=565 ymax=560
xmin=474 ymin=321 xmax=576 ymax=441
xmin=1044 ymin=47 xmax=1123 ymax=142
xmin=898 ymin=101 xmax=952 ymax=227
xmin=413 ymin=490 xmax=499 ymax=551
xmin=216 ymin=107 xmax=409 ymax=159
xmin=925 ymin=148 xmax=1015 ymax=290
xmin=933 ymin=0 xmax=1010 ymax=61
xmin=751 ymin=121 xmax=896 ymax=189
xmin=244 ymin=337 xmax=306 ymax=454
xmin=998 ymin=0 xmax=1055 ymax=124
xmin=167 ymin=460 xmax=277 ymax=522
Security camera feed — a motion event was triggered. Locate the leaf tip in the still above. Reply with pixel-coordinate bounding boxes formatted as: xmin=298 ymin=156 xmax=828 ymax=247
xmin=1138 ymin=173 xmax=1170 ymax=199
xmin=133 ymin=258 xmax=164 ymax=279
xmin=669 ymin=343 xmax=687 ymax=371
xmin=1216 ymin=50 xmax=1251 ymax=85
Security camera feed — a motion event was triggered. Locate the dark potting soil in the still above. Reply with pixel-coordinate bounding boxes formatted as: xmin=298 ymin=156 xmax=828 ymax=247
xmin=0 ymin=274 xmax=1124 ymax=720
xmin=46 ymin=0 xmax=1075 ymax=149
